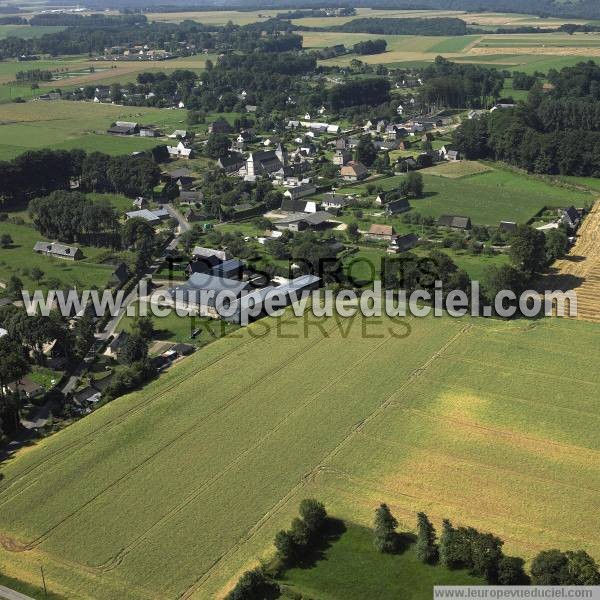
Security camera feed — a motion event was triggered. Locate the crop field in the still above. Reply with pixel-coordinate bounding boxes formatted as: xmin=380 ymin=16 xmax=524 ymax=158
xmin=0 ymin=100 xmax=188 ymax=160
xmin=420 ymin=160 xmax=493 ymax=179
xmin=543 ymin=201 xmax=600 ymax=323
xmin=0 ymin=309 xmax=598 ymax=599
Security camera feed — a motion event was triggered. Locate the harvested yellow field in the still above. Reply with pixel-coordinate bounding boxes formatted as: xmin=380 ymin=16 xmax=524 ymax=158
xmin=544 ymin=201 xmax=600 ymax=323
xmin=420 ymin=160 xmax=494 ymax=179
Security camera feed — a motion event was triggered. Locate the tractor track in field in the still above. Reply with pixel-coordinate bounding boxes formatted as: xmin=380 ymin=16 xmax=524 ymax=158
xmin=178 ymin=323 xmax=471 ymax=599
xmin=99 ymin=314 xmax=392 ymax=573
xmin=7 ymin=317 xmax=343 ymax=554
xmin=353 ymin=430 xmax=600 ymax=496
xmin=0 ymin=311 xmax=308 ymax=505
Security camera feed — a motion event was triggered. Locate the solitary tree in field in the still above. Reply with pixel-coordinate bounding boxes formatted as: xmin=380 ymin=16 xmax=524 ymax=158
xmin=373 ymin=503 xmax=398 ymax=553
xmin=30 ymin=266 xmax=44 ymax=285
xmin=416 ymin=512 xmax=438 ymax=564
xmin=0 ymin=234 xmax=12 ymax=248
xmin=299 ymin=499 xmax=327 ymax=533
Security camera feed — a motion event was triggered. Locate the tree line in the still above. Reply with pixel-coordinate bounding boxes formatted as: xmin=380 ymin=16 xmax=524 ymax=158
xmin=0 ymin=148 xmax=162 ymax=210
xmin=353 ymin=39 xmax=387 ymax=55
xmin=326 ymin=17 xmax=469 ymax=36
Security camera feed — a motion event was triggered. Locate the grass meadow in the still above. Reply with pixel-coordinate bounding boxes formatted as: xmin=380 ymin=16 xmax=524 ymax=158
xmin=0 ymin=220 xmax=130 ymax=291
xmin=278 ymin=524 xmax=484 ymax=599
xmin=340 ymin=166 xmax=592 ymax=226
xmin=0 ymin=311 xmax=598 ymax=598
xmin=0 ymin=100 xmax=188 ymax=160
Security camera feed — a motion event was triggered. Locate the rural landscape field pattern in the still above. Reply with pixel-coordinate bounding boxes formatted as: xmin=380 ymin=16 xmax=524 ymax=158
xmin=0 ymin=310 xmax=598 ymax=599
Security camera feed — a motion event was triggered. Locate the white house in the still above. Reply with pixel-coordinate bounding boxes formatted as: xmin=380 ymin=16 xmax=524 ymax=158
xmin=167 ymin=141 xmax=193 ymax=159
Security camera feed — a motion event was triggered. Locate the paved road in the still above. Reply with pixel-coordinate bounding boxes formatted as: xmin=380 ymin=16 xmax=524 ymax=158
xmin=0 ymin=584 xmax=35 ymax=600
xmin=164 ymin=202 xmax=190 ymax=234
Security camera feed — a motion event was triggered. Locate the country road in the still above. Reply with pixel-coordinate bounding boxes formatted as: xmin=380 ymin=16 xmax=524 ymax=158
xmin=0 ymin=584 xmax=35 ymax=600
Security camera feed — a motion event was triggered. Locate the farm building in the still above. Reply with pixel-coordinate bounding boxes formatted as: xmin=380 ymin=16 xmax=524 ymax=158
xmin=107 ymin=121 xmax=139 ymax=135
xmin=283 ymin=182 xmax=317 ymax=201
xmin=125 ymin=208 xmax=170 ymax=223
xmin=225 ymin=275 xmax=321 ymax=325
xmin=217 ymin=155 xmax=245 ymax=174
xmin=384 ymin=198 xmax=410 ymax=216
xmin=437 ymin=215 xmax=472 ymax=230
xmin=139 ymin=127 xmax=160 ymax=137
xmin=561 ymin=206 xmax=581 ymax=229
xmin=281 ymin=198 xmax=319 ymax=214
xmin=365 ymin=224 xmax=395 ymax=242
xmin=178 ymin=190 xmax=204 ymax=204
xmin=321 ymin=193 xmax=351 ymax=210
xmin=192 ymin=247 xmax=228 ymax=262
xmin=166 ymin=273 xmax=250 ymax=318
xmin=33 ymin=241 xmax=83 ymax=261
xmin=340 ymin=161 xmax=368 ymax=182
xmin=274 ymin=211 xmax=335 ymax=232
xmin=388 ymin=233 xmax=419 ymax=253
xmin=5 ymin=377 xmax=44 ymax=399
xmin=211 ymin=258 xmax=245 ymax=280
xmin=499 ymin=221 xmax=517 ymax=234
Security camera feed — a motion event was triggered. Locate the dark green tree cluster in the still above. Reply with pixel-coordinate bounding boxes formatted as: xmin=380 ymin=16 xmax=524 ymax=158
xmin=225 ymin=567 xmax=279 ymax=600
xmin=373 ymin=503 xmax=400 ymax=553
xmin=453 ymin=60 xmax=600 ymax=176
xmin=531 ymin=549 xmax=600 ymax=585
xmin=329 ymin=77 xmax=391 ymax=111
xmin=274 ymin=499 xmax=328 ymax=566
xmin=353 ymin=39 xmax=387 ymax=55
xmin=331 ymin=17 xmax=468 ymax=36
xmin=29 ymin=191 xmax=119 ymax=244
xmin=420 ymin=56 xmax=505 ymax=110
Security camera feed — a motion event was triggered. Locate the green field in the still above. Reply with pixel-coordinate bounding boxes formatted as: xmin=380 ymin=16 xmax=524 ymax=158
xmin=0 ymin=310 xmax=599 ymax=598
xmin=340 ymin=167 xmax=592 ymax=226
xmin=0 ymin=24 xmax=66 ymax=39
xmin=0 ymin=100 xmax=188 ymax=160
xmin=279 ymin=524 xmax=483 ymax=599
xmin=0 ymin=220 xmax=129 ymax=291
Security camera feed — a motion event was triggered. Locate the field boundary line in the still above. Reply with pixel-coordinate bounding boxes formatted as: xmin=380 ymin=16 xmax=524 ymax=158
xmin=15 ymin=317 xmax=342 ymax=553
xmin=178 ymin=323 xmax=471 ymax=600
xmin=100 ymin=315 xmax=391 ymax=573
xmin=0 ymin=310 xmax=308 ymax=503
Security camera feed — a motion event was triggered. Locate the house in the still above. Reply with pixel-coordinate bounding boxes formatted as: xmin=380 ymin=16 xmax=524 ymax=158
xmin=245 ymin=144 xmax=288 ymax=180
xmin=105 ymin=331 xmax=130 ymax=359
xmin=415 ymin=117 xmax=442 ymax=128
xmin=171 ymin=343 xmax=196 ymax=356
xmin=340 ymin=161 xmax=368 ymax=182
xmin=388 ymin=233 xmax=418 ymax=253
xmin=125 ymin=208 xmax=170 ymax=223
xmin=5 ymin=377 xmax=44 ymax=399
xmin=208 ymin=120 xmax=232 ymax=134
xmin=561 ymin=206 xmax=581 ymax=229
xmin=178 ymin=190 xmax=204 ymax=204
xmin=165 ymin=168 xmax=195 ymax=185
xmin=499 ymin=221 xmax=517 ymax=234
xmin=384 ymin=198 xmax=410 ymax=216
xmin=33 ymin=241 xmax=83 ymax=261
xmin=490 ymin=103 xmax=517 ymax=112
xmin=167 ymin=142 xmax=193 ymax=159
xmin=211 ymin=258 xmax=245 ymax=279
xmin=274 ymin=211 xmax=335 ymax=232
xmin=184 ymin=208 xmax=204 ymax=223
xmin=245 ymin=105 xmax=257 ymax=113
xmin=192 ymin=246 xmax=228 ymax=262
xmin=321 ymin=193 xmax=351 ymax=210
xmin=333 ymin=149 xmax=352 ymax=166
xmin=217 ymin=154 xmax=245 ymax=173
xmin=132 ymin=197 xmax=147 ymax=209
xmin=283 ymin=182 xmax=317 ymax=201
xmin=281 ymin=198 xmax=318 ymax=213
xmin=168 ymin=129 xmax=189 ymax=140
xmin=366 ymin=224 xmax=395 ymax=242
xmin=185 ymin=254 xmax=222 ymax=277
xmin=446 ymin=150 xmax=460 ymax=162
xmin=437 ymin=215 xmax=472 ymax=230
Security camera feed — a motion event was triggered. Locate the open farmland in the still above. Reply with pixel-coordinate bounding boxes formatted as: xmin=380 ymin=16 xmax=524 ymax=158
xmin=0 ymin=310 xmax=598 ymax=598
xmin=0 ymin=100 xmax=188 ymax=160
xmin=543 ymin=201 xmax=600 ymax=323
xmin=341 ymin=167 xmax=592 ymax=226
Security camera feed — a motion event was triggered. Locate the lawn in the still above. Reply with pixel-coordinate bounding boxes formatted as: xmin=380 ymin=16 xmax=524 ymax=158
xmin=0 ymin=100 xmax=188 ymax=160
xmin=0 ymin=24 xmax=66 ymax=39
xmin=278 ymin=523 xmax=483 ymax=600
xmin=0 ymin=220 xmax=127 ymax=291
xmin=0 ymin=311 xmax=598 ymax=598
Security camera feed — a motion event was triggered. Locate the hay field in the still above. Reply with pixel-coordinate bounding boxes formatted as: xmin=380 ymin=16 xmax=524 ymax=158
xmin=543 ymin=201 xmax=600 ymax=323
xmin=0 ymin=309 xmax=598 ymax=599
xmin=0 ymin=100 xmax=187 ymax=160
xmin=419 ymin=160 xmax=493 ymax=179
